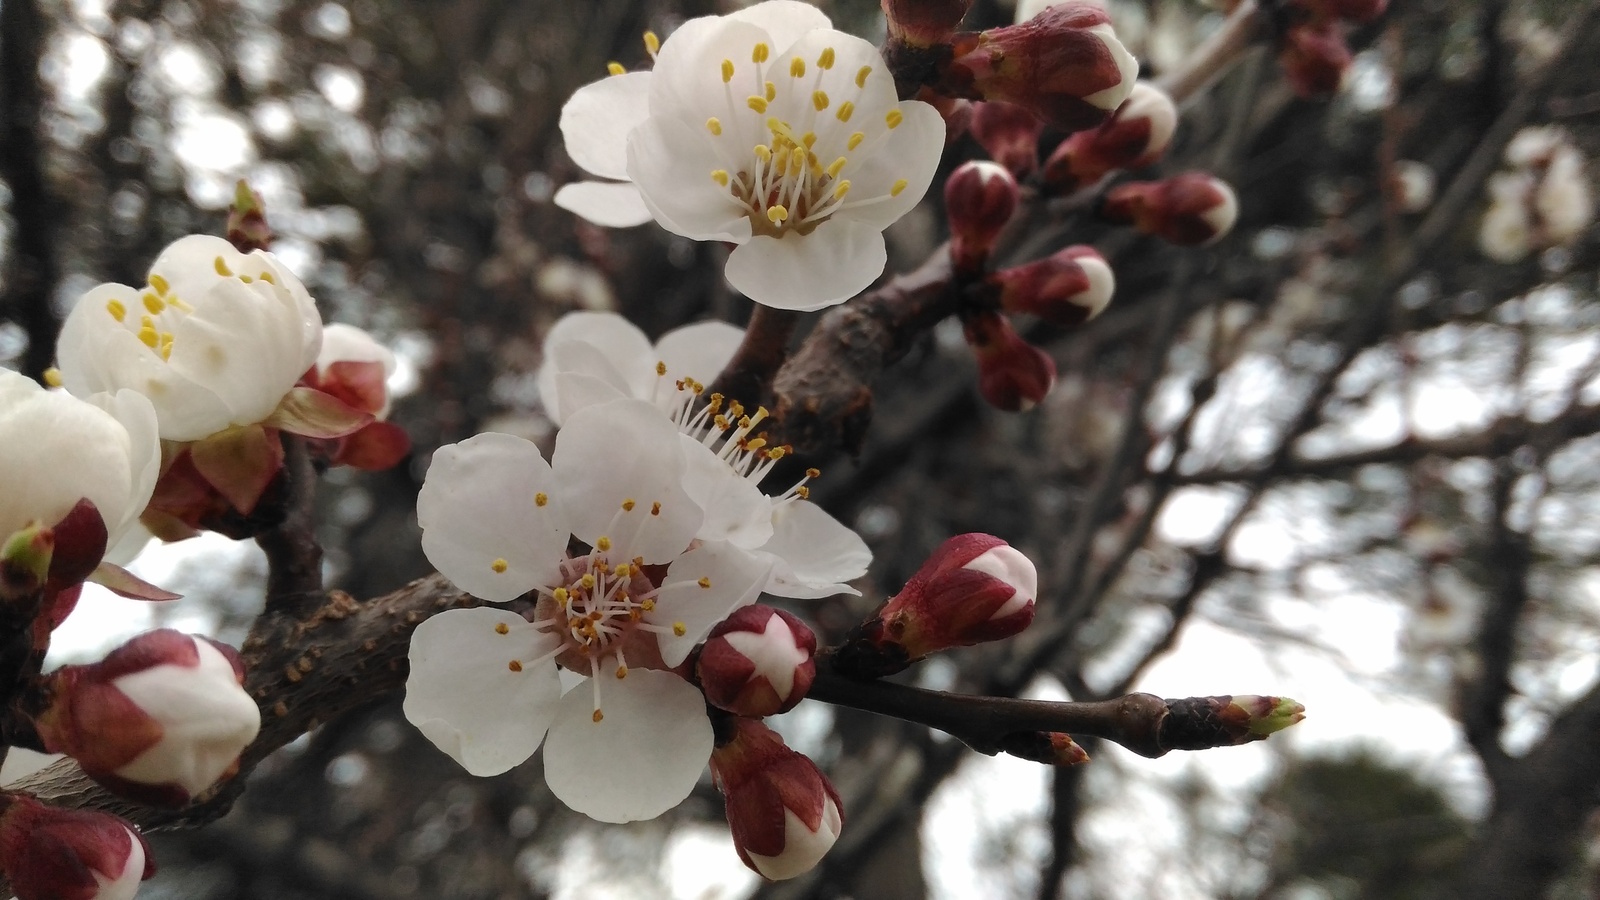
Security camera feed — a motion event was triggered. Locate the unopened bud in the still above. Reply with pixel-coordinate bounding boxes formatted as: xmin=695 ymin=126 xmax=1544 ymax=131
xmin=1278 ymin=20 xmax=1351 ymax=99
xmin=1043 ymin=81 xmax=1177 ymax=189
xmin=0 ymin=795 xmax=153 ymax=900
xmin=946 ymin=161 xmax=1021 ymax=271
xmin=1229 ymin=695 xmax=1306 ymax=737
xmin=226 ymin=179 xmax=272 ymax=253
xmin=1159 ymin=694 xmax=1306 ymax=750
xmin=35 ymin=629 xmax=261 ymax=806
xmin=965 ymin=311 xmax=1057 ymax=411
xmin=969 ymin=102 xmax=1044 ymax=176
xmin=883 ymin=0 xmax=973 ymax=45
xmin=998 ymin=731 xmax=1091 ymax=766
xmin=711 ymin=718 xmax=843 ymax=881
xmin=1102 ymin=172 xmax=1238 ymax=245
xmin=943 ymin=3 xmax=1138 ymax=131
xmin=992 ymin=245 xmax=1115 ymax=326
xmin=698 ymin=605 xmax=818 ymax=718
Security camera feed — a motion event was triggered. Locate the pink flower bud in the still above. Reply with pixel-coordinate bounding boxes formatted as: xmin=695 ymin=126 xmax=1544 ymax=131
xmin=943 ymin=3 xmax=1138 ymax=131
xmin=0 ymin=795 xmax=153 ymax=900
xmin=964 ymin=312 xmax=1056 ymax=412
xmin=711 ymin=718 xmax=843 ymax=881
xmin=1043 ymin=81 xmax=1178 ymax=189
xmin=1102 ymin=172 xmax=1238 ymax=246
xmin=35 ymin=629 xmax=261 ymax=807
xmin=883 ymin=0 xmax=973 ymax=46
xmin=993 ymin=245 xmax=1115 ymax=326
xmin=969 ymin=102 xmax=1044 ymax=176
xmin=697 ymin=605 xmax=818 ymax=718
xmin=946 ymin=161 xmax=1021 ymax=271
xmin=1279 ymin=20 xmax=1351 ymax=98
xmin=999 ymin=731 xmax=1091 ymax=766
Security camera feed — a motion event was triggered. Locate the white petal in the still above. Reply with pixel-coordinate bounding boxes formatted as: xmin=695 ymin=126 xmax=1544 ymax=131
xmin=552 ymin=398 xmax=703 ymax=563
xmin=727 ymin=1 xmax=833 ymax=50
xmin=95 ymin=827 xmax=146 ymax=900
xmin=538 ymin=311 xmax=658 ymax=409
xmin=553 ymin=181 xmax=656 ymax=228
xmin=627 ymin=116 xmax=755 ymax=242
xmin=757 ymin=500 xmax=871 ymax=599
xmin=164 ymin=278 xmax=311 ymax=428
xmin=318 ymin=322 xmax=395 ymax=373
xmin=85 ymin=389 xmax=161 ymax=546
xmin=653 ymin=320 xmax=745 ymax=396
xmin=418 ymin=433 xmax=569 ymax=601
xmin=552 ymin=371 xmax=632 ymax=424
xmin=835 ymin=101 xmax=945 ymax=229
xmin=649 ymin=18 xmax=770 ymax=121
xmin=113 ymin=640 xmax=261 ymax=796
xmin=766 ymin=31 xmax=897 ymax=153
xmin=652 ymin=539 xmax=772 ymax=667
xmin=404 ymin=608 xmax=562 ymax=776
xmin=678 ymin=435 xmax=775 ymax=549
xmin=542 ymin=668 xmax=713 ymax=822
xmin=559 ymin=72 xmax=653 ymax=181
xmin=724 ymin=219 xmax=886 ymax=311
xmin=0 ymin=374 xmax=139 ymax=542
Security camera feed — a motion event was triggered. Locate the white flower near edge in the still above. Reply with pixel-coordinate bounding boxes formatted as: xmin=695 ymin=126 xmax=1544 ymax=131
xmin=0 ymin=369 xmax=159 ymax=554
xmin=555 ymin=0 xmax=946 ymax=311
xmin=536 ymin=311 xmax=873 ymax=599
xmin=405 ymin=398 xmax=771 ymax=823
xmin=55 ymin=234 xmax=322 ymax=442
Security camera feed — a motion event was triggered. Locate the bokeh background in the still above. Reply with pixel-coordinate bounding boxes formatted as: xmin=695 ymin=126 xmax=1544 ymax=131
xmin=3 ymin=0 xmax=1599 ymax=897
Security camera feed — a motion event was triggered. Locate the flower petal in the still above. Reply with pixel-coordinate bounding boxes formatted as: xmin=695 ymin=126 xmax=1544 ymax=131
xmin=559 ymin=71 xmax=653 ymax=181
xmin=404 ymin=608 xmax=562 ymax=776
xmin=164 ymin=278 xmax=313 ymax=430
xmin=727 ymin=0 xmax=833 ymax=50
xmin=418 ymin=433 xmax=569 ymax=601
xmin=627 ymin=116 xmax=755 ymax=242
xmin=649 ymin=18 xmax=770 ymax=121
xmin=756 ymin=499 xmax=871 ymax=598
xmin=652 ymin=539 xmax=772 ymax=667
xmin=537 ymin=311 xmax=657 ymax=416
xmin=834 ymin=100 xmax=945 ymax=230
xmin=542 ymin=668 xmax=713 ymax=822
xmin=678 ymin=435 xmax=775 ymax=550
xmin=552 ymin=398 xmax=703 ymax=563
xmin=553 ymin=181 xmax=655 ymax=228
xmin=723 ymin=219 xmax=886 ymax=311
xmin=84 ymin=389 xmax=161 ymax=548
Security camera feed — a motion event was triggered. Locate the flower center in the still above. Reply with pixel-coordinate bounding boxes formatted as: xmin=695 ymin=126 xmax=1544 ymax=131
xmin=100 ymin=257 xmax=272 ymax=362
xmin=663 ymin=372 xmax=820 ymax=502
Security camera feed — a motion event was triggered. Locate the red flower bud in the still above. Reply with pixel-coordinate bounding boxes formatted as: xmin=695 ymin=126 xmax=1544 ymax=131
xmin=943 ymin=3 xmax=1138 ymax=131
xmin=999 ymin=731 xmax=1091 ymax=766
xmin=883 ymin=0 xmax=973 ymax=46
xmin=35 ymin=629 xmax=261 ymax=807
xmin=711 ymin=718 xmax=843 ymax=881
xmin=1043 ymin=81 xmax=1177 ymax=189
xmin=1279 ymin=20 xmax=1351 ymax=99
xmin=965 ymin=312 xmax=1056 ymax=412
xmin=0 ymin=795 xmax=153 ymax=900
xmin=698 ymin=605 xmax=818 ymax=718
xmin=1102 ymin=172 xmax=1238 ymax=246
xmin=969 ymin=102 xmax=1044 ymax=176
xmin=992 ymin=245 xmax=1115 ymax=326
xmin=946 ymin=161 xmax=1021 ymax=271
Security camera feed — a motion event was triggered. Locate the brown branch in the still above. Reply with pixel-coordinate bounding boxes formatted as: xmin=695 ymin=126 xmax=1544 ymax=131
xmin=706 ymin=304 xmax=800 ymax=408
xmin=1156 ymin=0 xmax=1266 ymax=104
xmin=254 ymin=437 xmax=324 ymax=618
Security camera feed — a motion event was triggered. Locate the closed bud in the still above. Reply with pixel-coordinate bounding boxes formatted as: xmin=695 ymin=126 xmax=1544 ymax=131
xmin=1043 ymin=81 xmax=1177 ymax=189
xmin=969 ymin=102 xmax=1044 ymax=176
xmin=711 ymin=718 xmax=843 ymax=881
xmin=1229 ymin=695 xmax=1306 ymax=737
xmin=698 ymin=605 xmax=818 ymax=718
xmin=883 ymin=0 xmax=973 ymax=46
xmin=998 ymin=731 xmax=1091 ymax=766
xmin=0 ymin=795 xmax=153 ymax=900
xmin=35 ymin=629 xmax=261 ymax=807
xmin=993 ymin=245 xmax=1115 ymax=326
xmin=1102 ymin=172 xmax=1238 ymax=245
xmin=943 ymin=3 xmax=1138 ymax=131
xmin=946 ymin=161 xmax=1021 ymax=271
xmin=302 ymin=324 xmax=411 ymax=471
xmin=965 ymin=312 xmax=1056 ymax=412
xmin=226 ymin=179 xmax=272 ymax=253
xmin=1159 ymin=694 xmax=1307 ymax=750
xmin=1279 ymin=20 xmax=1351 ymax=98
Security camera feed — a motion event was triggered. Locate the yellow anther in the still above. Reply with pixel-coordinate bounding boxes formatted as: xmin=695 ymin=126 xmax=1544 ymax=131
xmin=708 ymin=392 xmax=724 ymax=410
xmin=614 ymin=562 xmax=632 ymax=577
xmin=712 ymin=169 xmax=730 ymax=186
xmin=650 ymin=502 xmax=661 ymax=516
xmin=818 ymin=47 xmax=836 ymax=69
xmin=168 ymin=295 xmax=193 ymax=312
xmin=848 ymin=131 xmax=865 ymax=150
xmin=588 ymin=610 xmax=603 ymax=622
xmin=768 ymin=446 xmax=787 ymax=460
xmin=765 ymin=80 xmax=776 ymax=101
xmin=258 ymin=271 xmax=275 ymax=285
xmin=643 ymin=31 xmax=660 ymax=55
xmin=607 ymin=61 xmax=626 ymax=75
xmin=138 ymin=325 xmax=159 ymax=349
xmin=856 ymin=65 xmax=872 ymax=88
xmin=886 ymin=109 xmax=904 ymax=129
xmin=148 ymin=273 xmax=170 ymax=295
xmin=767 ymin=204 xmax=789 ymax=224
xmin=806 ymin=467 xmax=821 ymax=478
xmin=891 ymin=178 xmax=909 ymax=196
xmin=706 ymin=117 xmax=723 ymax=136
xmin=697 ymin=576 xmax=712 ymax=589
xmin=672 ymin=622 xmax=687 ymax=636
xmin=214 ymin=257 xmax=236 ymax=278
xmin=752 ymin=42 xmax=770 ymax=63
xmin=836 ymin=101 xmax=854 ymax=122
xmin=754 ymin=144 xmax=772 ymax=162
xmin=592 ymin=709 xmax=604 ymax=723
xmin=833 ymin=180 xmax=852 ymax=200
xmin=491 ymin=558 xmax=508 ymax=573
xmin=596 ymin=536 xmax=612 ymax=552
xmin=722 ymin=59 xmax=735 ymax=82
xmin=790 ymin=58 xmax=806 ymax=78
xmin=827 ymin=157 xmax=848 ymax=179
xmin=508 ymin=660 xmax=524 ymax=672
xmin=42 ymin=368 xmax=62 ymax=387
xmin=747 ymin=96 xmax=768 ymax=113
xmin=812 ymin=90 xmax=829 ymax=111
xmin=622 ymin=499 xmax=636 ymax=512
xmin=535 ymin=492 xmax=548 ymax=507
xmin=802 ymin=132 xmax=817 ymax=148
xmin=239 ymin=274 xmax=254 ymax=284
xmin=105 ymin=299 xmax=126 ymax=322
xmin=615 ymin=664 xmax=629 ymax=678
xmin=642 ymin=598 xmax=656 ymax=611
xmin=142 ymin=292 xmax=165 ymax=314
xmin=580 ymin=573 xmax=597 ymax=589
xmin=746 ymin=438 xmax=768 ymax=451
xmin=553 ymin=587 xmax=570 ymax=603
xmin=160 ymin=333 xmax=173 ymax=360
xmin=495 ymin=622 xmax=510 ymax=635
xmin=656 ymin=360 xmax=668 ymax=375
xmin=797 ymin=486 xmax=811 ymax=499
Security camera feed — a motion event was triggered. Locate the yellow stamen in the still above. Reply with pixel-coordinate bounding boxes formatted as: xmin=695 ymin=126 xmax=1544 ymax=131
xmin=213 ymin=256 xmax=232 ymax=277
xmin=848 ymin=131 xmax=865 ymax=150
xmin=138 ymin=324 xmax=159 ymax=349
xmin=142 ymin=292 xmax=165 ymax=314
xmin=827 ymin=157 xmax=848 ymax=179
xmin=818 ymin=47 xmax=836 ymax=69
xmin=643 ymin=31 xmax=660 ymax=55
xmin=806 ymin=467 xmax=821 ymax=478
xmin=752 ymin=42 xmax=770 ymax=63
xmin=42 ymin=368 xmax=62 ymax=387
xmin=508 ymin=660 xmax=523 ymax=672
xmin=593 ymin=709 xmax=605 ymax=723
xmin=886 ymin=109 xmax=904 ymax=129
xmin=767 ymin=204 xmax=789 ymax=224
xmin=159 ymin=333 xmax=174 ymax=360
xmin=754 ymin=144 xmax=772 ymax=162
xmin=642 ymin=598 xmax=656 ymax=611
xmin=802 ymin=132 xmax=817 ymax=149
xmin=495 ymin=623 xmax=510 ymax=635
xmin=622 ymin=499 xmax=636 ymax=512
xmin=765 ymin=80 xmax=776 ymax=101
xmin=258 ymin=270 xmax=275 ymax=285
xmin=614 ymin=563 xmax=632 ymax=577
xmin=856 ymin=65 xmax=872 ymax=89
xmin=712 ymin=169 xmax=730 ymax=186
xmin=580 ymin=573 xmax=597 ymax=589
xmin=168 ymin=295 xmax=193 ymax=312
xmin=790 ymin=58 xmax=805 ymax=78
xmin=535 ymin=492 xmax=548 ymax=507
xmin=650 ymin=502 xmax=662 ymax=516
xmin=105 ymin=299 xmax=126 ymax=322
xmin=706 ymin=117 xmax=723 ymax=136
xmin=836 ymin=101 xmax=854 ymax=122
xmin=239 ymin=274 xmax=254 ymax=283
xmin=148 ymin=273 xmax=170 ymax=295
xmin=698 ymin=576 xmax=712 ymax=589
xmin=891 ymin=178 xmax=909 ymax=196
xmin=553 ymin=587 xmax=570 ymax=604
xmin=812 ymin=90 xmax=829 ymax=111
xmin=656 ymin=360 xmax=668 ymax=375
xmin=615 ymin=664 xmax=628 ymax=678
xmin=722 ymin=59 xmax=735 ymax=82
xmin=747 ymin=96 xmax=768 ymax=113
xmin=596 ymin=536 xmax=612 ymax=552
xmin=491 ymin=558 xmax=508 ymax=573
xmin=607 ymin=61 xmax=625 ymax=75
xmin=797 ymin=486 xmax=811 ymax=499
